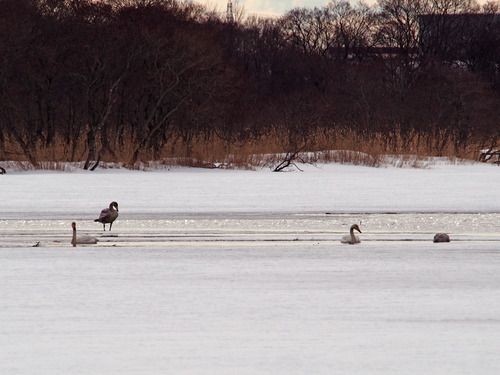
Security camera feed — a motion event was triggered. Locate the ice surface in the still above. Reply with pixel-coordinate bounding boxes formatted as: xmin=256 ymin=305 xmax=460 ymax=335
xmin=1 ymin=162 xmax=500 ymax=374
xmin=2 ymin=243 xmax=500 ymax=375
xmin=1 ymin=162 xmax=500 ymax=217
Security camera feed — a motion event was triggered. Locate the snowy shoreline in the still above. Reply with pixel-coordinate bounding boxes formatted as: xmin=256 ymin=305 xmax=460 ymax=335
xmin=1 ymin=160 xmax=499 ymax=216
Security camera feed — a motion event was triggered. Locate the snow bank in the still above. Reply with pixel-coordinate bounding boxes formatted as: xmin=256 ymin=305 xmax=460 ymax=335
xmin=1 ymin=161 xmax=499 ymax=218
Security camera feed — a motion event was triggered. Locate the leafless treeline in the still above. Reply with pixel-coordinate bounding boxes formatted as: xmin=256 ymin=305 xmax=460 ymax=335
xmin=1 ymin=0 xmax=500 ymax=168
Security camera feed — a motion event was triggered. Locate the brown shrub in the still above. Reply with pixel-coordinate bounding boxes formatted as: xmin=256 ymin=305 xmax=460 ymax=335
xmin=0 ymin=126 xmax=481 ymax=170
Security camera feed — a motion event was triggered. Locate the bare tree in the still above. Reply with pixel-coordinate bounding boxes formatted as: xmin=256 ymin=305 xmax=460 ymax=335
xmin=325 ymin=0 xmax=377 ymax=61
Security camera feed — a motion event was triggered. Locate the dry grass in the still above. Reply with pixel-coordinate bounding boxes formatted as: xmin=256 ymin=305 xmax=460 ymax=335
xmin=0 ymin=127 xmax=482 ymax=171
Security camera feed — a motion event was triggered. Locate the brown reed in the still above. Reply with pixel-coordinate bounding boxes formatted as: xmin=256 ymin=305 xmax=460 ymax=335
xmin=0 ymin=126 xmax=481 ymax=170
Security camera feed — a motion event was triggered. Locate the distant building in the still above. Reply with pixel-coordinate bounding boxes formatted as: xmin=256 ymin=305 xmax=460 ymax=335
xmin=418 ymin=13 xmax=500 ymax=65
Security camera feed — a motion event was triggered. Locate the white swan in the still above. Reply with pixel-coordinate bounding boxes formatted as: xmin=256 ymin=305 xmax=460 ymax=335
xmin=341 ymin=224 xmax=362 ymax=244
xmin=95 ymin=201 xmax=119 ymax=231
xmin=71 ymin=222 xmax=98 ymax=246
xmin=433 ymin=233 xmax=450 ymax=243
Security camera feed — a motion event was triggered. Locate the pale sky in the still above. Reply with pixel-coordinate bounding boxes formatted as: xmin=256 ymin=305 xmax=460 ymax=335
xmin=194 ymin=1 xmax=343 ymax=17
xmin=194 ymin=0 xmax=487 ymax=17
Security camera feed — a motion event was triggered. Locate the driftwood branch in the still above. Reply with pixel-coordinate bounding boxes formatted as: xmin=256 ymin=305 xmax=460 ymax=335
xmin=273 ymin=144 xmax=308 ymax=172
xmin=479 ymin=148 xmax=500 ymax=164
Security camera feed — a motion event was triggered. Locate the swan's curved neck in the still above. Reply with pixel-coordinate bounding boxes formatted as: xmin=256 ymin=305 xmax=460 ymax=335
xmin=350 ymin=227 xmax=358 ymax=242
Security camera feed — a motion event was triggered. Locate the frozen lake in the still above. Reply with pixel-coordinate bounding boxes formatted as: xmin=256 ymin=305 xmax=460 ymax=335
xmin=1 ymin=213 xmax=500 ymax=374
xmin=1 ymin=165 xmax=500 ymax=374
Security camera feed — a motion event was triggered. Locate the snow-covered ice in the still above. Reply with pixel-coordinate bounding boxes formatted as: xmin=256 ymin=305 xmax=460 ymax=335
xmin=1 ymin=161 xmax=500 ymax=374
xmin=1 ymin=161 xmax=500 ymax=216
